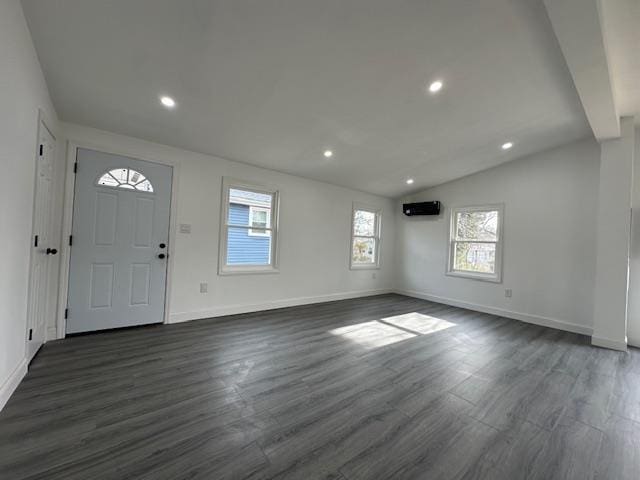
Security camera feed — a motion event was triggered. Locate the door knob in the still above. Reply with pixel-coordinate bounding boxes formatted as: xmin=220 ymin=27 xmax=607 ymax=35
xmin=157 ymin=253 xmax=166 ymax=259
xmin=159 ymin=243 xmax=166 ymax=249
xmin=46 ymin=248 xmax=58 ymax=255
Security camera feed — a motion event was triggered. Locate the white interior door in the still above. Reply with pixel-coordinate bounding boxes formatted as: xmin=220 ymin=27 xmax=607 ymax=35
xmin=26 ymin=119 xmax=56 ymax=362
xmin=67 ymin=149 xmax=172 ymax=334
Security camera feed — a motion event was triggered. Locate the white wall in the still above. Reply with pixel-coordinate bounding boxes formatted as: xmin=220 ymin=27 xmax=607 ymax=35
xmin=627 ymin=127 xmax=640 ymax=347
xmin=59 ymin=123 xmax=395 ymax=328
xmin=592 ymin=118 xmax=635 ymax=350
xmin=0 ymin=0 xmax=60 ymax=407
xmin=395 ymin=138 xmax=600 ymax=334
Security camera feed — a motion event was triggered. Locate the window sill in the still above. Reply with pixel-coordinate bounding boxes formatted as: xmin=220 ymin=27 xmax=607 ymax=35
xmin=446 ymin=270 xmax=501 ymax=283
xmin=218 ymin=266 xmax=280 ymax=276
xmin=350 ymin=264 xmax=381 ymax=271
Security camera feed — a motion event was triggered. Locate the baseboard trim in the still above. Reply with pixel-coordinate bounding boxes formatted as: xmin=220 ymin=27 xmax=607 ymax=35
xmin=0 ymin=358 xmax=28 ymax=412
xmin=170 ymin=288 xmax=393 ymax=323
xmin=591 ymin=336 xmax=628 ymax=352
xmin=395 ymin=289 xmax=593 ymax=337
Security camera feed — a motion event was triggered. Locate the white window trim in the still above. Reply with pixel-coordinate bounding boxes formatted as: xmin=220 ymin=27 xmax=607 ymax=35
xmin=248 ymin=206 xmax=271 ymax=237
xmin=446 ymin=204 xmax=504 ymax=283
xmin=218 ymin=177 xmax=280 ymax=275
xmin=350 ymin=202 xmax=382 ymax=270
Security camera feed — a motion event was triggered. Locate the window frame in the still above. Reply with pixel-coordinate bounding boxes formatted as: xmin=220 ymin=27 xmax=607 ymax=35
xmin=218 ymin=177 xmax=280 ymax=275
xmin=350 ymin=203 xmax=382 ymax=270
xmin=446 ymin=204 xmax=504 ymax=283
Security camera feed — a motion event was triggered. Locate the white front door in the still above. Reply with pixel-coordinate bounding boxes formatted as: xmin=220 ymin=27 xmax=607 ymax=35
xmin=67 ymin=149 xmax=172 ymax=334
xmin=26 ymin=119 xmax=56 ymax=361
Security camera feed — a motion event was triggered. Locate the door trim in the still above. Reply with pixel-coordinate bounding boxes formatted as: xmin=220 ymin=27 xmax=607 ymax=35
xmin=56 ymin=139 xmax=180 ymax=339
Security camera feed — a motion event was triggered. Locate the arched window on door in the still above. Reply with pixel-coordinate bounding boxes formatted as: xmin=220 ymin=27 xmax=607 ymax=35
xmin=97 ymin=168 xmax=154 ymax=192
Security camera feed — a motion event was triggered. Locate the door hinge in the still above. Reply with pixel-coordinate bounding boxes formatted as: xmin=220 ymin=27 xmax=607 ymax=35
xmin=39 ymin=144 xmax=43 ymax=156
xmin=69 ymin=235 xmax=73 ymax=246
xmin=34 ymin=235 xmax=38 ymax=247
xmin=28 ymin=329 xmax=33 ymax=341
xmin=64 ymin=308 xmax=69 ymax=319
xmin=73 ymin=162 xmax=78 ymax=174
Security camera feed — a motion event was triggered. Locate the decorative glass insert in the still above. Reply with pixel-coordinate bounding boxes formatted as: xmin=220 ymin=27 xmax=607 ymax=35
xmin=97 ymin=168 xmax=154 ymax=192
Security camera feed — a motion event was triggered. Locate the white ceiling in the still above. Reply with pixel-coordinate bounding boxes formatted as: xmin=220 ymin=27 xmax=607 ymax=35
xmin=22 ymin=0 xmax=591 ymax=197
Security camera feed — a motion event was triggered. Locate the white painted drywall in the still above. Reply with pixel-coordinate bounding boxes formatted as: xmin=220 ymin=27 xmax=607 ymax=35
xmin=395 ymin=138 xmax=600 ymax=334
xmin=0 ymin=0 xmax=60 ymax=408
xmin=624 ymin=127 xmax=640 ymax=347
xmin=59 ymin=123 xmax=395 ymax=328
xmin=543 ymin=0 xmax=620 ymax=140
xmin=592 ymin=118 xmax=635 ymax=350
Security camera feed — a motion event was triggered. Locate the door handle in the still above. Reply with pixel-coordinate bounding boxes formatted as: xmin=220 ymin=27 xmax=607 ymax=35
xmin=157 ymin=253 xmax=166 ymax=259
xmin=46 ymin=248 xmax=58 ymax=255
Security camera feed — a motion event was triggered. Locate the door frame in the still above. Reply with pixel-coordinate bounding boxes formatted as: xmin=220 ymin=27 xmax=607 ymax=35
xmin=26 ymin=109 xmax=58 ymax=355
xmin=56 ymin=139 xmax=180 ymax=339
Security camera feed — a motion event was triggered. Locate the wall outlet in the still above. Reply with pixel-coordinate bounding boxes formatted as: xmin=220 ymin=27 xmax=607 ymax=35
xmin=505 ymin=289 xmax=512 ymax=298
xmin=180 ymin=223 xmax=192 ymax=234
xmin=371 ymin=272 xmax=377 ymax=279
xmin=200 ymin=282 xmax=208 ymax=293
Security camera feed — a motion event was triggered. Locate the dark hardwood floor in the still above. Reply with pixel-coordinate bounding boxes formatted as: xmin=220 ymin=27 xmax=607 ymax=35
xmin=1 ymin=294 xmax=640 ymax=479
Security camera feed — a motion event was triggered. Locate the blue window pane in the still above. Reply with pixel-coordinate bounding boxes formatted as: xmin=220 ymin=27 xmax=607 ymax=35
xmin=228 ymin=188 xmax=272 ymax=225
xmin=226 ymin=226 xmax=271 ymax=265
xmin=228 ymin=202 xmax=251 ymax=226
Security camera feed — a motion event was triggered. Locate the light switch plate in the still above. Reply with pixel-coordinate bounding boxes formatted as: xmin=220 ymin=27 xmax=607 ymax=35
xmin=179 ymin=223 xmax=191 ymax=234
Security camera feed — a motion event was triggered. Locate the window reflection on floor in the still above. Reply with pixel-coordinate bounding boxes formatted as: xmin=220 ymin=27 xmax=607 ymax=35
xmin=329 ymin=312 xmax=456 ymax=349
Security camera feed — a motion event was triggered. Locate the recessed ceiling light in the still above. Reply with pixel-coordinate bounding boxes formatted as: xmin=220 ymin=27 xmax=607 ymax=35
xmin=428 ymin=81 xmax=443 ymax=93
xmin=501 ymin=142 xmax=513 ymax=150
xmin=323 ymin=150 xmax=333 ymax=158
xmin=160 ymin=96 xmax=176 ymax=108
xmin=406 ymin=178 xmax=414 ymax=185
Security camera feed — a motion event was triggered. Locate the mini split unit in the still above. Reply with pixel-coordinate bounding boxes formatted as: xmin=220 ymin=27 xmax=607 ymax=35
xmin=403 ymin=201 xmax=441 ymax=216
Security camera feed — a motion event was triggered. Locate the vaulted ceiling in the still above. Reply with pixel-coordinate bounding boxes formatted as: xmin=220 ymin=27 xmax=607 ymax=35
xmin=22 ymin=0 xmax=595 ymax=197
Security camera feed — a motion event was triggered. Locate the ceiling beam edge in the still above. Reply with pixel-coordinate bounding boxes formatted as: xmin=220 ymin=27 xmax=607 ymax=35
xmin=544 ymin=0 xmax=620 ymax=140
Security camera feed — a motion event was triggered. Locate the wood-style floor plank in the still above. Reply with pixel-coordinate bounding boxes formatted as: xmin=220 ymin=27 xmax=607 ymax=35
xmin=1 ymin=293 xmax=639 ymax=479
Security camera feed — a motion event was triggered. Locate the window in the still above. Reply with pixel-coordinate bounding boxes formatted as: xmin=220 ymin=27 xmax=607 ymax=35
xmin=447 ymin=205 xmax=503 ymax=282
xmin=219 ymin=178 xmax=279 ymax=274
xmin=350 ymin=204 xmax=381 ymax=269
xmin=97 ymin=168 xmax=153 ymax=192
xmin=248 ymin=206 xmax=271 ymax=237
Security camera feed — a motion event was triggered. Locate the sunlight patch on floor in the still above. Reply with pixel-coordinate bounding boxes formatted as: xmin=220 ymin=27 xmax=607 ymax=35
xmin=329 ymin=312 xmax=456 ymax=349
xmin=380 ymin=312 xmax=457 ymax=335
